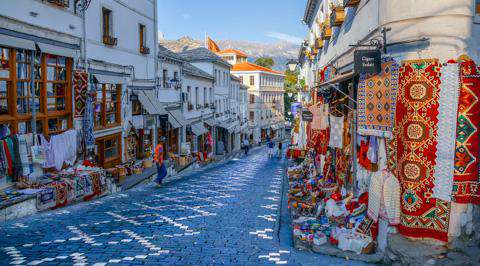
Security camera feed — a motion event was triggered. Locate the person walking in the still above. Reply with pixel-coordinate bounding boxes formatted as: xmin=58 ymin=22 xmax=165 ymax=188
xmin=243 ymin=138 xmax=250 ymax=155
xmin=154 ymin=142 xmax=167 ymax=186
xmin=267 ymin=137 xmax=274 ymax=158
xmin=277 ymin=141 xmax=283 ymax=158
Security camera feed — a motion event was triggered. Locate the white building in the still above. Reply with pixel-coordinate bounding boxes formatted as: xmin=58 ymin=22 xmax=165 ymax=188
xmin=231 ymin=61 xmax=286 ymax=144
xmin=178 ymin=48 xmax=239 ymax=155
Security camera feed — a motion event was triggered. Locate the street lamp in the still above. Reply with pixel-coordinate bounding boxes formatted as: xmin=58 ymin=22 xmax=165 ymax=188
xmin=286 ymin=59 xmax=298 ymax=72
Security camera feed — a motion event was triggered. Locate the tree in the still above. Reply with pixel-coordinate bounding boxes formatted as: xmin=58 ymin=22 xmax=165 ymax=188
xmin=283 ymin=69 xmax=299 ymax=120
xmin=254 ymin=57 xmax=274 ymax=69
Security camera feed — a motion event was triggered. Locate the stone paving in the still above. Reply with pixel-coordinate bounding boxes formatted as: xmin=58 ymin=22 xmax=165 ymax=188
xmin=0 ymin=148 xmax=369 ymax=265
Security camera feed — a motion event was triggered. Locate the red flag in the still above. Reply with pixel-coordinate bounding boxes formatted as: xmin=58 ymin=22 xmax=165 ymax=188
xmin=207 ymin=37 xmax=220 ymax=53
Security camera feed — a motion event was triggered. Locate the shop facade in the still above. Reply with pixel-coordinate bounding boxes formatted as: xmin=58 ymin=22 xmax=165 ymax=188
xmin=288 ymin=0 xmax=480 ymax=261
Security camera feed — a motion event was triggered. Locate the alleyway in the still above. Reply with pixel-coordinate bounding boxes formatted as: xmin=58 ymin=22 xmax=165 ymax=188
xmin=0 ymin=149 xmax=367 ymax=266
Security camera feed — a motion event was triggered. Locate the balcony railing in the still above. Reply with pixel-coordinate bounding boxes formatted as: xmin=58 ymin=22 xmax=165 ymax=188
xmin=140 ymin=46 xmax=150 ymax=55
xmin=103 ymin=35 xmax=118 ymax=46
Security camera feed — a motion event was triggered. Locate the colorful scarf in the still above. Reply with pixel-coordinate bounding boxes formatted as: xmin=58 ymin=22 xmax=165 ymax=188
xmin=357 ymin=57 xmax=399 ymax=138
xmin=452 ymin=60 xmax=480 ymax=204
xmin=395 ymin=59 xmax=450 ymax=242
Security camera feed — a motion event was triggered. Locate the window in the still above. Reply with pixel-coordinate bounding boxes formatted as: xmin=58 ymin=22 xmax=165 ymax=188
xmin=173 ymin=71 xmax=178 ymax=81
xmin=0 ymin=47 xmax=73 ymax=135
xmin=139 ymin=24 xmax=148 ymax=53
xmin=249 ymin=111 xmax=254 ymax=121
xmin=209 ymin=87 xmax=213 ymax=104
xmin=477 ymin=0 xmax=480 ymax=14
xmin=195 ymin=87 xmax=199 ymax=108
xmin=239 ymin=76 xmax=243 ymax=84
xmin=96 ymin=133 xmax=121 ymax=168
xmin=162 ymin=69 xmax=168 ymax=87
xmin=102 ymin=8 xmax=112 ymax=37
xmin=94 ymin=83 xmax=121 ymax=129
xmin=249 ymin=76 xmax=254 ymax=86
xmin=250 ymin=94 xmax=255 ymax=104
xmin=214 ymin=69 xmax=217 ymax=84
xmin=203 ymin=87 xmax=207 ymax=106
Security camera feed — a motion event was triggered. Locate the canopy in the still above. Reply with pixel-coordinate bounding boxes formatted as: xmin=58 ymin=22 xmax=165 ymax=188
xmin=136 ymin=90 xmax=167 ymax=115
xmin=191 ymin=122 xmax=208 ymax=136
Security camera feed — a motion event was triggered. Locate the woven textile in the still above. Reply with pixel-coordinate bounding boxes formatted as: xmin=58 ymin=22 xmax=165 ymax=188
xmin=395 ymin=59 xmax=450 ymax=242
xmin=358 ymin=57 xmax=399 ymax=138
xmin=328 ymin=115 xmax=344 ymax=148
xmin=83 ymin=87 xmax=95 ymax=148
xmin=74 ymin=71 xmax=88 ymax=117
xmin=432 ymin=63 xmax=460 ymax=202
xmin=308 ymin=129 xmax=330 ymax=155
xmin=452 ymin=61 xmax=480 ymax=204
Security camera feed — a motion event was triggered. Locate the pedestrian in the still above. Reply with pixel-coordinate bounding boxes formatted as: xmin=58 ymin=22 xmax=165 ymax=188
xmin=277 ymin=142 xmax=283 ymax=158
xmin=154 ymin=142 xmax=167 ymax=186
xmin=267 ymin=137 xmax=274 ymax=158
xmin=243 ymin=138 xmax=250 ymax=155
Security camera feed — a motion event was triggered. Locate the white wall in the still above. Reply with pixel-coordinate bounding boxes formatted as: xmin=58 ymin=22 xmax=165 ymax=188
xmin=158 ymin=60 xmax=182 ymax=103
xmin=182 ymin=75 xmax=214 ymax=121
xmin=85 ymin=0 xmax=156 ymax=80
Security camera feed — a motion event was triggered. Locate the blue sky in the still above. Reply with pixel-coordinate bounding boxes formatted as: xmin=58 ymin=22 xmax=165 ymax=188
xmin=157 ymin=0 xmax=307 ymax=44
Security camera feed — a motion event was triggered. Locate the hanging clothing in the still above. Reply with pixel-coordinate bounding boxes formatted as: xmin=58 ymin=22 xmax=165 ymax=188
xmin=328 ymin=115 xmax=344 ymax=148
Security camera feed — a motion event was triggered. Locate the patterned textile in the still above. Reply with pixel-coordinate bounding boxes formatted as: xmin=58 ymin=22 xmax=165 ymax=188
xmin=83 ymin=87 xmax=95 ymax=148
xmin=395 ymin=59 xmax=450 ymax=242
xmin=309 ymin=104 xmax=329 ymax=130
xmin=308 ymin=129 xmax=330 ymax=155
xmin=74 ymin=71 xmax=88 ymax=117
xmin=432 ymin=63 xmax=460 ymax=202
xmin=386 ymin=136 xmax=398 ymax=172
xmin=355 ymin=216 xmax=379 ymax=241
xmin=358 ymin=57 xmax=399 ymax=138
xmin=335 ymin=148 xmax=349 ymax=186
xmin=328 ymin=115 xmax=344 ymax=148
xmin=452 ymin=60 xmax=480 ymax=204
xmin=36 ymin=187 xmax=56 ymax=210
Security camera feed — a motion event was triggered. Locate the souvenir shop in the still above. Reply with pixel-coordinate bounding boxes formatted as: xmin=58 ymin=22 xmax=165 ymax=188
xmin=287 ymin=55 xmax=480 ymax=259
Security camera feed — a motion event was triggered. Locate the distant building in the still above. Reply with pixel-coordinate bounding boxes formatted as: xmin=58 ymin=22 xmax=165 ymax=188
xmin=218 ymin=49 xmax=248 ymax=65
xmin=231 ymin=61 xmax=286 ymax=143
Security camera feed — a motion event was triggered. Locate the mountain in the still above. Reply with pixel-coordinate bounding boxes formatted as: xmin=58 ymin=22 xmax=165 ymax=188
xmin=160 ymin=36 xmax=299 ymax=71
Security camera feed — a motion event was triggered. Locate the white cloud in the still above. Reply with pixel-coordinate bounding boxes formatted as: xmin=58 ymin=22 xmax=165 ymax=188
xmin=266 ymin=31 xmax=302 ymax=44
xmin=181 ymin=13 xmax=191 ymax=19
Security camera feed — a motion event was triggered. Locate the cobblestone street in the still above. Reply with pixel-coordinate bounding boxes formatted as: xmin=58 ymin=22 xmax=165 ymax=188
xmin=0 ymin=149 xmax=366 ymax=265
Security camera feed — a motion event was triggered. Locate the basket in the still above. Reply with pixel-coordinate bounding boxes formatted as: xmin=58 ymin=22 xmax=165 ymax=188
xmin=142 ymin=159 xmax=153 ymax=168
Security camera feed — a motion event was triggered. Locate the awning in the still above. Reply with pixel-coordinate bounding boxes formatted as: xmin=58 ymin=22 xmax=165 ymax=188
xmin=218 ymin=121 xmax=237 ymax=133
xmin=316 ymin=70 xmax=354 ymax=88
xmin=191 ymin=123 xmax=208 ymax=136
xmin=36 ymin=42 xmax=77 ymax=58
xmin=167 ymin=109 xmax=188 ymax=129
xmin=204 ymin=118 xmax=215 ymax=127
xmin=0 ymin=34 xmax=35 ymax=50
xmin=94 ymin=74 xmax=126 ymax=84
xmin=137 ymin=90 xmax=167 ymax=115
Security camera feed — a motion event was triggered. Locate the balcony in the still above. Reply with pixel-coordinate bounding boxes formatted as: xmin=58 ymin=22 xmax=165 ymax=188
xmin=321 ymin=22 xmax=332 ymax=40
xmin=140 ymin=46 xmax=150 ymax=55
xmin=44 ymin=0 xmax=69 ymax=8
xmin=103 ymin=35 xmax=118 ymax=46
xmin=315 ymin=38 xmax=324 ymax=49
xmin=343 ymin=0 xmax=361 ymax=7
xmin=330 ymin=6 xmax=346 ymax=27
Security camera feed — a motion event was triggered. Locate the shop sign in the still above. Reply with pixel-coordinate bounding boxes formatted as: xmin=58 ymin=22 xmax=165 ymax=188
xmin=354 ymin=50 xmax=381 ymax=74
xmin=302 ymin=108 xmax=313 ymax=122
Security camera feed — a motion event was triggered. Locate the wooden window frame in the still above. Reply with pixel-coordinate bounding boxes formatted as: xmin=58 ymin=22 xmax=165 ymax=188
xmin=249 ymin=75 xmax=254 ymax=86
xmin=102 ymin=8 xmax=112 ymax=38
xmin=476 ymin=0 xmax=480 ymax=14
xmin=0 ymin=47 xmax=73 ymax=136
xmin=96 ymin=133 xmax=122 ymax=168
xmin=139 ymin=24 xmax=146 ymax=49
xmin=93 ymin=83 xmax=122 ymax=131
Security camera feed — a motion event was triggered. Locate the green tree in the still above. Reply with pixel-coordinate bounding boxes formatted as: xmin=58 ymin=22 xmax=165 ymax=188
xmin=254 ymin=57 xmax=275 ymax=69
xmin=283 ymin=69 xmax=299 ymax=120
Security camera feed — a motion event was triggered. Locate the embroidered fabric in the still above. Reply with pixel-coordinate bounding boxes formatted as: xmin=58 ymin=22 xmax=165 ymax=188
xmin=433 ymin=63 xmax=460 ymax=202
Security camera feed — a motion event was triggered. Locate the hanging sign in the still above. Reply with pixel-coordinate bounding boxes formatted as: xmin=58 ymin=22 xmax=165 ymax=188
xmin=354 ymin=50 xmax=381 ymax=74
xmin=302 ymin=108 xmax=313 ymax=122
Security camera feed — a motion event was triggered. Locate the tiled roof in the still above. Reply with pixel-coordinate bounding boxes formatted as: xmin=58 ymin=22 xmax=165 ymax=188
xmin=158 ymin=44 xmax=185 ymax=62
xmin=218 ymin=49 xmax=248 ymax=58
xmin=178 ymin=47 xmax=232 ymax=67
xmin=183 ymin=62 xmax=214 ymax=80
xmin=231 ymin=62 xmax=285 ymax=75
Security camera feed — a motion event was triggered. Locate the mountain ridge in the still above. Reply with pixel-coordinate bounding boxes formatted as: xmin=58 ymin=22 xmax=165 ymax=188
xmin=159 ymin=36 xmax=299 ymax=70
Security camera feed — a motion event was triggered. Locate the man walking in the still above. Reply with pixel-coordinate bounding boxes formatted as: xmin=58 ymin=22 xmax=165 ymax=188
xmin=154 ymin=142 xmax=167 ymax=186
xmin=243 ymin=138 xmax=250 ymax=155
xmin=267 ymin=137 xmax=274 ymax=158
